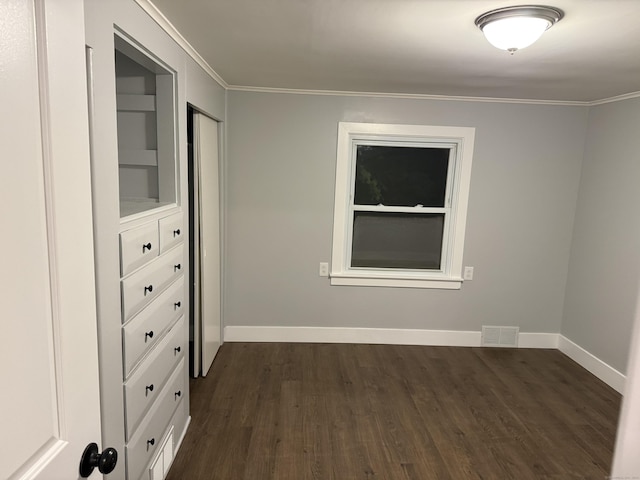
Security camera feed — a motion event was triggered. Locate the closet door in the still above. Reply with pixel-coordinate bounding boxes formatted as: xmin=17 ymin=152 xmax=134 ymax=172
xmin=0 ymin=1 xmax=103 ymax=478
xmin=194 ymin=113 xmax=221 ymax=376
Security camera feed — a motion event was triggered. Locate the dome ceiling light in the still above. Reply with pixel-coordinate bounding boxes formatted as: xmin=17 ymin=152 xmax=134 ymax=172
xmin=475 ymin=5 xmax=564 ymax=54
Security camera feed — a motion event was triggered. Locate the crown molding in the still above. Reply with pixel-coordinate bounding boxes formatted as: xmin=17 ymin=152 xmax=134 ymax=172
xmin=589 ymin=90 xmax=640 ymax=106
xmin=134 ymin=0 xmax=228 ymax=89
xmin=227 ymin=84 xmax=590 ymax=106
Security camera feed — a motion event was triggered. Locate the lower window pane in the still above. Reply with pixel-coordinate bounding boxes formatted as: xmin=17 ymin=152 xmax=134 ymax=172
xmin=351 ymin=212 xmax=444 ymax=269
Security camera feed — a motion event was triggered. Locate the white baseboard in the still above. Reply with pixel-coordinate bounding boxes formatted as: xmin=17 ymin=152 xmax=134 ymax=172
xmin=224 ymin=326 xmax=625 ymax=392
xmin=223 ymin=326 xmax=559 ymax=349
xmin=558 ymin=335 xmax=626 ymax=393
xmin=224 ymin=326 xmax=481 ymax=346
xmin=518 ymin=332 xmax=560 ymax=348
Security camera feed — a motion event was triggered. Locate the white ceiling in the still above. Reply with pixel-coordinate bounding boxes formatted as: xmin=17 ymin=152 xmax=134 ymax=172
xmin=149 ymin=0 xmax=640 ymax=103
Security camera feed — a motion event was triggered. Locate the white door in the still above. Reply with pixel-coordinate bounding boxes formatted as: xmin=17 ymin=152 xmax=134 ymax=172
xmin=0 ymin=1 xmax=104 ymax=479
xmin=194 ymin=112 xmax=221 ymax=376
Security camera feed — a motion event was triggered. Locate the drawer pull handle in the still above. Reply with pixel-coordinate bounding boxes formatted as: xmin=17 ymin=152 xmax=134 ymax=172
xmin=144 ymin=285 xmax=153 ymax=295
xmin=146 ymin=438 xmax=155 ymax=450
xmin=174 ymin=346 xmax=181 ymax=354
xmin=175 ymin=390 xmax=182 ymax=400
xmin=145 ymin=384 xmax=154 ymax=396
xmin=173 ymin=228 xmax=181 ymax=237
xmin=174 ymin=301 xmax=181 ymax=310
xmin=174 ymin=263 xmax=181 ymax=272
xmin=142 ymin=242 xmax=152 ymax=253
xmin=144 ymin=331 xmax=154 ymax=342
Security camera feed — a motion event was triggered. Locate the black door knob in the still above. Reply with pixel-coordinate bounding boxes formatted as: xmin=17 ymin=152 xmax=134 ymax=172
xmin=142 ymin=242 xmax=152 ymax=252
xmin=79 ymin=442 xmax=118 ymax=477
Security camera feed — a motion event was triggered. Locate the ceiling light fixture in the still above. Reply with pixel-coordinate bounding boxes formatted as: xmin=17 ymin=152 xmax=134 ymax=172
xmin=475 ymin=5 xmax=564 ymax=54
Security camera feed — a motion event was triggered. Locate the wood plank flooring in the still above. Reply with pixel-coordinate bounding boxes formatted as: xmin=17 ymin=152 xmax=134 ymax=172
xmin=166 ymin=343 xmax=621 ymax=480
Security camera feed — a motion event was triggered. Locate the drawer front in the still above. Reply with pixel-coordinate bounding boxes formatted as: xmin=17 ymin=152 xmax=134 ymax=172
xmin=121 ymin=245 xmax=184 ymax=321
xmin=120 ymin=223 xmax=159 ymax=276
xmin=126 ymin=358 xmax=186 ymax=480
xmin=159 ymin=212 xmax=184 ymax=254
xmin=122 ymin=278 xmax=185 ymax=377
xmin=139 ymin=393 xmax=189 ymax=480
xmin=124 ymin=316 xmax=185 ymax=439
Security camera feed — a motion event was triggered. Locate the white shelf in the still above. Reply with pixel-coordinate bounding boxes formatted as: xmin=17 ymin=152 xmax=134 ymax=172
xmin=120 ymin=198 xmax=174 ymax=218
xmin=117 ymin=94 xmax=156 ymax=112
xmin=119 ymin=149 xmax=158 ymax=166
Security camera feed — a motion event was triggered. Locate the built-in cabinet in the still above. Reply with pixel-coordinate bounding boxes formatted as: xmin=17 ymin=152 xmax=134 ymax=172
xmin=85 ymin=0 xmax=225 ymax=476
xmin=119 ymin=215 xmax=187 ymax=480
xmin=85 ymin=1 xmax=193 ymax=478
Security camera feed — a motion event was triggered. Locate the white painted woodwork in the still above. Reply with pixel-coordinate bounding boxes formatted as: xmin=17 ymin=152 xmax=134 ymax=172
xmin=1 ymin=0 xmax=102 ymax=478
xmin=194 ymin=112 xmax=221 ymax=376
xmin=158 ymin=212 xmax=184 ymax=253
xmin=121 ymin=245 xmax=184 ymax=321
xmin=330 ymin=122 xmax=475 ymax=289
xmin=156 ymin=73 xmax=178 ymax=204
xmin=123 ymin=278 xmax=185 ymax=376
xmin=125 ymin=359 xmax=186 ymax=480
xmin=149 ymin=427 xmax=174 ymax=480
xmin=124 ymin=316 xmax=185 ymax=439
xmin=85 ymin=1 xmax=196 ymax=477
xmin=120 ymin=222 xmax=159 ymax=276
xmin=612 ymin=292 xmax=640 ymax=476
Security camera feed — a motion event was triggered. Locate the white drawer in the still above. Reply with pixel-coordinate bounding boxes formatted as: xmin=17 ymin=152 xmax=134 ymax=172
xmin=159 ymin=212 xmax=184 ymax=254
xmin=120 ymin=223 xmax=159 ymax=276
xmin=124 ymin=316 xmax=185 ymax=439
xmin=122 ymin=278 xmax=185 ymax=377
xmin=126 ymin=358 xmax=186 ymax=480
xmin=121 ymin=245 xmax=184 ymax=321
xmin=140 ymin=395 xmax=189 ymax=480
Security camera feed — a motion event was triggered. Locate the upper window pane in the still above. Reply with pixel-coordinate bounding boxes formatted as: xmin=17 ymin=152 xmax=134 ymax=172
xmin=354 ymin=145 xmax=450 ymax=207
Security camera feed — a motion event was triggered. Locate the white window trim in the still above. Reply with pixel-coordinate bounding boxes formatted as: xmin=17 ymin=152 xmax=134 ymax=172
xmin=330 ymin=122 xmax=475 ymax=289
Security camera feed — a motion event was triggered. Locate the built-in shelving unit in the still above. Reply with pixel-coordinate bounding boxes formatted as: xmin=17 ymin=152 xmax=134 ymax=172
xmin=115 ymin=34 xmax=177 ymax=219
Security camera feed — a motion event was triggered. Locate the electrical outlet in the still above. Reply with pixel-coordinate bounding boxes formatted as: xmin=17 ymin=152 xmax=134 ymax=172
xmin=319 ymin=262 xmax=329 ymax=277
xmin=463 ymin=266 xmax=474 ymax=280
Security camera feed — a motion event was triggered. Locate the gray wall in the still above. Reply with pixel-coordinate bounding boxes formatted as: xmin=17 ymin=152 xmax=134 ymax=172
xmin=225 ymin=91 xmax=588 ymax=333
xmin=561 ymin=97 xmax=640 ymax=373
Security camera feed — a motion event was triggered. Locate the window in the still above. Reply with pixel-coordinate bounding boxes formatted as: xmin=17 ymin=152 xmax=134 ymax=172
xmin=330 ymin=122 xmax=475 ymax=289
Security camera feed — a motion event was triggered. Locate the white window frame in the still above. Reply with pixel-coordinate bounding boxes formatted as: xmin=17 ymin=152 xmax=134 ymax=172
xmin=330 ymin=122 xmax=475 ymax=289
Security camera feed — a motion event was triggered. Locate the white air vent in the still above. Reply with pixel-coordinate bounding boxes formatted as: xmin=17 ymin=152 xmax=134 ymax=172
xmin=482 ymin=326 xmax=519 ymax=347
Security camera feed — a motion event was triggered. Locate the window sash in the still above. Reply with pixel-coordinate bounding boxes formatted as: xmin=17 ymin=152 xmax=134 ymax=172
xmin=345 ymin=142 xmax=457 ymax=275
xmin=350 ymin=211 xmax=447 ymax=271
xmin=330 ymin=122 xmax=475 ymax=289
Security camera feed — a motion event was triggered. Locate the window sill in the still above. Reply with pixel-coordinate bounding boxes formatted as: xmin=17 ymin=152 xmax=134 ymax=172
xmin=329 ymin=272 xmax=463 ymax=289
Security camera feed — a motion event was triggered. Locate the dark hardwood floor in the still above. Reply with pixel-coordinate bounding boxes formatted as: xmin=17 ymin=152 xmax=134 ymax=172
xmin=166 ymin=343 xmax=621 ymax=479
